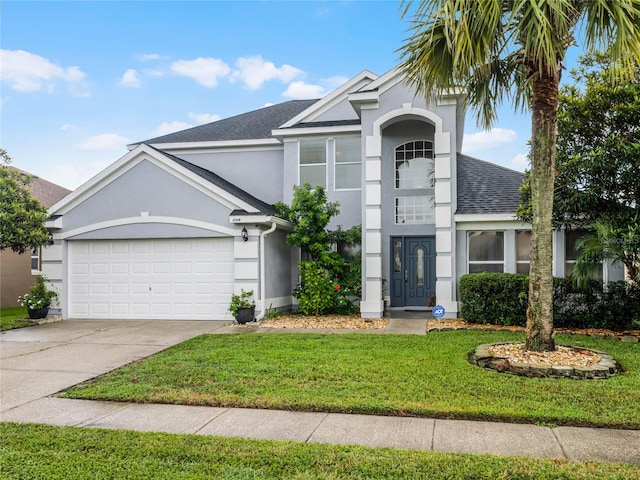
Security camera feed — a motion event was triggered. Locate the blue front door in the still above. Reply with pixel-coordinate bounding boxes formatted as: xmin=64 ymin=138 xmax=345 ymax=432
xmin=390 ymin=236 xmax=435 ymax=307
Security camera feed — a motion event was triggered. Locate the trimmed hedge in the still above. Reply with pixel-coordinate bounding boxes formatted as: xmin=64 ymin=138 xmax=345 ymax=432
xmin=459 ymin=273 xmax=640 ymax=330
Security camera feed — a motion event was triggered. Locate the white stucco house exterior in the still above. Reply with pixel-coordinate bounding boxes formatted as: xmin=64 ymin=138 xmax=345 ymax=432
xmin=43 ymin=68 xmax=624 ymax=321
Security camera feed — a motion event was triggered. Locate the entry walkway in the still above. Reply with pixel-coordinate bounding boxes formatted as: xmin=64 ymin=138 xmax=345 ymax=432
xmin=1 ymin=318 xmax=638 ymax=465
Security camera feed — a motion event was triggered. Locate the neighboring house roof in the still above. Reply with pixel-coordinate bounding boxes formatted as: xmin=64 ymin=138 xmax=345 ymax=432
xmin=149 ymin=146 xmax=277 ymax=215
xmin=135 ymin=99 xmax=319 ymax=145
xmin=10 ymin=168 xmax=71 ymax=207
xmin=456 ymin=154 xmax=525 ymax=215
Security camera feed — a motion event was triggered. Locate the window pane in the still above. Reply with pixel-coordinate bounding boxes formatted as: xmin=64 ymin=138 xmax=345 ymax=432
xmin=300 ymin=140 xmax=326 ymax=165
xmin=469 ymin=263 xmax=504 ymax=273
xmin=335 ymin=137 xmax=360 ymax=163
xmin=395 ymin=196 xmax=434 ymax=224
xmin=395 ymin=140 xmax=434 ymax=189
xmin=300 ymin=165 xmax=326 ymax=188
xmin=394 ymin=241 xmax=402 ymax=273
xmin=565 ymin=230 xmax=588 ymax=261
xmin=516 ymin=231 xmax=531 ymax=262
xmin=416 ymin=248 xmax=424 ymax=285
xmin=335 ymin=163 xmax=361 ymax=189
xmin=468 ymin=231 xmax=504 ymax=262
xmin=516 ymin=263 xmax=530 ymax=274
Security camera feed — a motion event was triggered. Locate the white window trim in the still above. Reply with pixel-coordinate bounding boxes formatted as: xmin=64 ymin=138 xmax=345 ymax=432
xmin=467 ymin=231 xmax=505 ymax=274
xmin=298 ymin=138 xmax=328 ymax=189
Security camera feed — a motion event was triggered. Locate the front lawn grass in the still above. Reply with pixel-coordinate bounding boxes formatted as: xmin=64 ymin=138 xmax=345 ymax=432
xmin=61 ymin=331 xmax=640 ymax=429
xmin=0 ymin=306 xmax=30 ymax=331
xmin=1 ymin=423 xmax=638 ymax=479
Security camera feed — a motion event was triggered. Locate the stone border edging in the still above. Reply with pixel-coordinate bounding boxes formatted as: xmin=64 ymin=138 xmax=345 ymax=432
xmin=471 ymin=343 xmax=621 ymax=380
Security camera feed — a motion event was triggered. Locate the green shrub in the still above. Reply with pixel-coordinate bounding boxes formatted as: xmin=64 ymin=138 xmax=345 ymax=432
xmin=460 ymin=273 xmax=640 ymax=330
xmin=294 ymin=261 xmax=358 ymax=316
xmin=459 ymin=273 xmax=529 ymax=326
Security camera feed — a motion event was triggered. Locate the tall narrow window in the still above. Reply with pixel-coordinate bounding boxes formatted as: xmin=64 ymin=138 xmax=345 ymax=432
xmin=468 ymin=231 xmax=504 ymax=273
xmin=299 ymin=139 xmax=326 ymax=188
xmin=334 ymin=136 xmax=361 ymax=190
xmin=395 ymin=140 xmax=434 ymax=189
xmin=516 ymin=231 xmax=532 ymax=274
xmin=394 ymin=241 xmax=402 ymax=273
xmin=30 ymin=247 xmax=40 ymax=272
xmin=416 ymin=247 xmax=425 ymax=285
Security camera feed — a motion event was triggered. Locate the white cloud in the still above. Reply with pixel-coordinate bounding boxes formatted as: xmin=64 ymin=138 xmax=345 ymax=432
xmin=511 ymin=153 xmax=529 ymax=170
xmin=170 ymin=57 xmax=230 ymax=87
xmin=75 ymin=133 xmax=130 ymax=150
xmin=462 ymin=128 xmax=517 ymax=153
xmin=0 ymin=49 xmax=89 ymax=96
xmin=139 ymin=53 xmax=165 ymax=61
xmin=188 ymin=112 xmax=221 ymax=124
xmin=60 ymin=124 xmax=75 ymax=131
xmin=119 ymin=68 xmax=141 ymax=88
xmin=282 ymin=81 xmax=326 ymax=99
xmin=232 ymin=56 xmax=303 ymax=90
xmin=41 ymin=159 xmax=112 ymax=191
xmin=155 ymin=121 xmax=193 ymax=136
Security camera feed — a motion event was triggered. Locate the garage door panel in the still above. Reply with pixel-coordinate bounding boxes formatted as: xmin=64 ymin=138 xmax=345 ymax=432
xmin=69 ymin=238 xmax=233 ymax=320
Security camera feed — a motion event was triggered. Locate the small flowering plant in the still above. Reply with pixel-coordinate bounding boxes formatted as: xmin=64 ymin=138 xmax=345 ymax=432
xmin=18 ymin=275 xmax=58 ymax=310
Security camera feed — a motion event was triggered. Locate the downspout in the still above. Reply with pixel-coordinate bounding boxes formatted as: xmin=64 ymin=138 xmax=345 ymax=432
xmin=256 ymin=219 xmax=277 ymax=321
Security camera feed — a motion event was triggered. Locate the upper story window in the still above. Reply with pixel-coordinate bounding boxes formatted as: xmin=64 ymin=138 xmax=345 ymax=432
xmin=299 ymin=139 xmax=326 ymax=189
xmin=468 ymin=231 xmax=504 ymax=273
xmin=395 ymin=140 xmax=434 ymax=189
xmin=334 ymin=136 xmax=361 ymax=190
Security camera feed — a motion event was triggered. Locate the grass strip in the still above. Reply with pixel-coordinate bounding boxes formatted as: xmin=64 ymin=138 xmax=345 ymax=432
xmin=0 ymin=306 xmax=30 ymax=331
xmin=61 ymin=331 xmax=640 ymax=429
xmin=1 ymin=423 xmax=638 ymax=479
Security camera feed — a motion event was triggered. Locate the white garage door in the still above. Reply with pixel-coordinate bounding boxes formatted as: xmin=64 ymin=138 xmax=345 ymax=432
xmin=68 ymin=238 xmax=234 ymax=320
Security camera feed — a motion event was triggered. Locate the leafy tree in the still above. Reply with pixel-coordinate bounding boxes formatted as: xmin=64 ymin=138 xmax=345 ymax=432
xmin=276 ymin=184 xmax=361 ymax=315
xmin=0 ymin=149 xmax=50 ymax=254
xmin=519 ymin=54 xmax=640 ymax=284
xmin=398 ymin=1 xmax=640 ymax=351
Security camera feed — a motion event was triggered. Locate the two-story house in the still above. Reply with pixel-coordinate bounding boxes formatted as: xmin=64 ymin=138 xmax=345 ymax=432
xmin=44 ymin=68 xmax=624 ymax=321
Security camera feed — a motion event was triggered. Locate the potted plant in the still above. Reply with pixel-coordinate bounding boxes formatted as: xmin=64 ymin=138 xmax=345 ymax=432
xmin=229 ymin=289 xmax=255 ymax=324
xmin=18 ymin=275 xmax=58 ymax=320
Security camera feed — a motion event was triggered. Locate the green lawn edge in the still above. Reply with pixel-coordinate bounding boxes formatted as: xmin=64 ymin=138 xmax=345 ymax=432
xmin=0 ymin=307 xmax=30 ymax=331
xmin=1 ymin=423 xmax=638 ymax=479
xmin=60 ymin=331 xmax=640 ymax=429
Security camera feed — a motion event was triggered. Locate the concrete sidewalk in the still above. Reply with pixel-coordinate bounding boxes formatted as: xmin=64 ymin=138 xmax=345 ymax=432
xmin=1 ymin=318 xmax=639 ymax=466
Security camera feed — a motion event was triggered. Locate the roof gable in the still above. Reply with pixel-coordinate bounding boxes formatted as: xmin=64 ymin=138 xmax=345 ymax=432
xmin=456 ymin=154 xmax=525 ymax=215
xmin=49 ymin=144 xmax=275 ymax=216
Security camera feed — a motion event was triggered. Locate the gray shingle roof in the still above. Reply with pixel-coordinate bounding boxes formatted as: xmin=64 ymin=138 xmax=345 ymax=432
xmin=136 ymin=99 xmax=319 ymax=145
xmin=456 ymin=153 xmax=525 ymax=214
xmin=11 ymin=167 xmax=71 ymax=207
xmin=148 ymin=146 xmax=276 ymax=215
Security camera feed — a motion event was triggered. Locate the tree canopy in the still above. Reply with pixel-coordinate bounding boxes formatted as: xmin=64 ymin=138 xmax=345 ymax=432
xmin=0 ymin=149 xmax=51 ymax=254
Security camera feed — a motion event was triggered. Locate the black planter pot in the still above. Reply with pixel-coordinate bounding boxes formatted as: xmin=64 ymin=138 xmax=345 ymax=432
xmin=27 ymin=307 xmax=49 ymax=320
xmin=235 ymin=306 xmax=255 ymax=324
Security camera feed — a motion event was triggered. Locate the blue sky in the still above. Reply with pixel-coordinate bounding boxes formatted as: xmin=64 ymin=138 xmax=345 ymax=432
xmin=2 ymin=1 xmax=553 ymax=190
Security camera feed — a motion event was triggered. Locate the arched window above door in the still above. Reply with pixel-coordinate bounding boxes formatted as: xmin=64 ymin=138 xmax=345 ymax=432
xmin=395 ymin=140 xmax=434 ymax=189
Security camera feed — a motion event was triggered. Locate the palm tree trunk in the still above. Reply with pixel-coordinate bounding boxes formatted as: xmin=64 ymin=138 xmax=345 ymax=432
xmin=525 ymin=68 xmax=560 ymax=352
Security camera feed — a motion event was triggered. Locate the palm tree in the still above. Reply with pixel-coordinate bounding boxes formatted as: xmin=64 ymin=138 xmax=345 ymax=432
xmin=398 ymin=0 xmax=640 ymax=351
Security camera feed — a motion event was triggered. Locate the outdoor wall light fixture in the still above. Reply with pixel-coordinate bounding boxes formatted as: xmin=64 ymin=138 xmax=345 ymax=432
xmin=241 ymin=227 xmax=249 ymax=242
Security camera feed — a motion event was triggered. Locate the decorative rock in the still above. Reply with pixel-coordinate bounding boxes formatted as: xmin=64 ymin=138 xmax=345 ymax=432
xmin=471 ymin=342 xmax=619 ymax=380
xmin=621 ymin=335 xmax=639 ymax=343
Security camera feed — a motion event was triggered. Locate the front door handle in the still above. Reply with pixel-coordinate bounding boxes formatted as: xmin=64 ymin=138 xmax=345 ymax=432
xmin=404 ymin=270 xmax=408 ymax=283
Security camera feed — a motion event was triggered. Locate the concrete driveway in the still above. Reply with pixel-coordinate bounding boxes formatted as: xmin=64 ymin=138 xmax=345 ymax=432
xmin=0 ymin=319 xmax=229 ymax=413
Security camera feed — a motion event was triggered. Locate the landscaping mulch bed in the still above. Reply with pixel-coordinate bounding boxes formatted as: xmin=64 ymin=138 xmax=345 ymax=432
xmin=259 ymin=315 xmax=388 ymax=330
